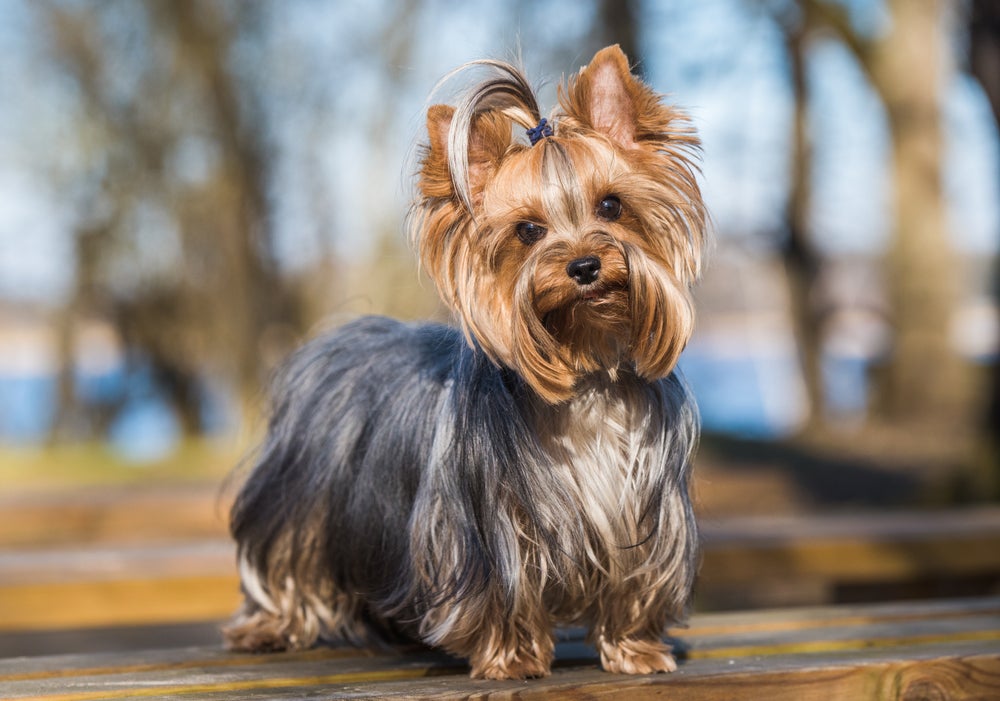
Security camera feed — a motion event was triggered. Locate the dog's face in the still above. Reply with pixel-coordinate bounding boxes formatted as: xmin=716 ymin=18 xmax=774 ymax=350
xmin=415 ymin=46 xmax=706 ymax=402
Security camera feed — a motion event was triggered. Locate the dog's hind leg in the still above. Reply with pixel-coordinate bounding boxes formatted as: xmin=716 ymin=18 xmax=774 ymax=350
xmin=222 ymin=554 xmax=384 ymax=652
xmin=223 ymin=554 xmax=331 ymax=652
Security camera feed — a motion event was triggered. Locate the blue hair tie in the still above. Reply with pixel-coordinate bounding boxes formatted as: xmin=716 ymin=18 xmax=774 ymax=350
xmin=526 ymin=117 xmax=553 ymax=146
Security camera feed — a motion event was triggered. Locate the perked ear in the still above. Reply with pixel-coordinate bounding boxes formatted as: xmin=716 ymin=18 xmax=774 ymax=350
xmin=564 ymin=44 xmax=667 ymax=150
xmin=421 ymin=105 xmax=457 ymax=199
xmin=421 ymin=104 xmax=513 ymax=209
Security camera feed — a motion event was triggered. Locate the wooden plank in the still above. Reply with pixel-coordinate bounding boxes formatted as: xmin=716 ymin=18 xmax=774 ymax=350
xmin=0 ymin=576 xmax=241 ymax=631
xmin=347 ymin=647 xmax=1000 ymax=701
xmin=2 ymin=508 xmax=998 ymax=633
xmin=0 ymin=541 xmax=239 ymax=632
xmin=0 ymin=488 xmax=229 ymax=548
xmin=0 ymin=621 xmax=223 ymax=659
xmin=4 ymin=483 xmax=997 ymax=554
xmin=702 ymin=508 xmax=1000 ymax=542
xmin=1 ymin=598 xmax=997 ymax=700
xmin=685 ymin=595 xmax=1000 ymax=636
xmin=0 ymin=542 xmax=234 ymax=586
xmin=2 ymin=597 xmax=995 ymax=678
xmin=699 ymin=507 xmax=1000 ymax=584
xmin=9 ymin=597 xmax=996 ymax=669
xmin=0 ymin=509 xmax=1000 ymax=631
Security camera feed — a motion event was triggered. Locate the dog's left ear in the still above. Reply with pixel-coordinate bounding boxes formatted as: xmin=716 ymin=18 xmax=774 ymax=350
xmin=563 ymin=45 xmax=669 ymax=151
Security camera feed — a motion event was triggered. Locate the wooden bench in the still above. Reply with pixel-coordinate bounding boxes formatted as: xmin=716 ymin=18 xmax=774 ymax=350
xmin=2 ymin=597 xmax=998 ymax=700
xmin=2 ymin=492 xmax=998 ymax=697
xmin=698 ymin=508 xmax=1000 ymax=609
xmin=3 ymin=506 xmax=998 ymax=644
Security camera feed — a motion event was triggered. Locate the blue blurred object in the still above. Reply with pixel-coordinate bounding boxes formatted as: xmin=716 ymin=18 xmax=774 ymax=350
xmin=679 ymin=351 xmax=805 ymax=438
xmin=0 ymin=374 xmax=56 ymax=443
xmin=0 ymin=360 xmax=181 ymax=462
xmin=822 ymin=353 xmax=870 ymax=420
xmin=108 ymin=394 xmax=180 ymax=463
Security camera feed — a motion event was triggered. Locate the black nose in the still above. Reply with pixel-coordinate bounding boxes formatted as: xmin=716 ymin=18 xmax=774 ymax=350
xmin=566 ymin=256 xmax=601 ymax=285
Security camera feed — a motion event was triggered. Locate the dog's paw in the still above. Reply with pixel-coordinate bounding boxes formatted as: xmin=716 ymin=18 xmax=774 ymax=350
xmin=598 ymin=636 xmax=677 ymax=675
xmin=469 ymin=638 xmax=554 ymax=680
xmin=222 ymin=607 xmax=311 ymax=653
xmin=223 ymin=620 xmax=292 ymax=653
xmin=472 ymin=656 xmax=552 ymax=680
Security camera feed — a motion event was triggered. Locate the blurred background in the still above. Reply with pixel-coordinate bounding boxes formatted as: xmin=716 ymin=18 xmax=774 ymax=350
xmin=0 ymin=0 xmax=998 ymax=658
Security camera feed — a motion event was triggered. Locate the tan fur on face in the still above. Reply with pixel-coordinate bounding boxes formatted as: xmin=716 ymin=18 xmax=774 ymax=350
xmin=412 ymin=46 xmax=706 ymax=403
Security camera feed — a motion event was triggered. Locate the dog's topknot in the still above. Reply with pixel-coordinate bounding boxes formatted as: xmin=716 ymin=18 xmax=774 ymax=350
xmin=428 ymin=57 xmax=547 ymax=214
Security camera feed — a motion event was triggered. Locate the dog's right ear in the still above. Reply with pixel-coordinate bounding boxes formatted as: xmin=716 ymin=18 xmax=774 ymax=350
xmin=421 ymin=104 xmax=512 ymax=210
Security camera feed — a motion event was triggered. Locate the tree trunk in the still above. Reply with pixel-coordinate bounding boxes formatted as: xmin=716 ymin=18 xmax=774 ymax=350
xmin=596 ymin=0 xmax=643 ymax=77
xmin=969 ymin=0 xmax=1000 ymax=493
xmin=782 ymin=14 xmax=826 ymax=431
xmin=873 ymin=0 xmax=966 ymax=427
xmin=165 ymin=1 xmax=287 ymax=401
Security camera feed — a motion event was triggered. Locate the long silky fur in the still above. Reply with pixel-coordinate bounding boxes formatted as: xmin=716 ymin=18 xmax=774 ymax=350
xmin=226 ymin=45 xmax=706 ymax=680
xmin=225 ymin=318 xmax=699 ymax=656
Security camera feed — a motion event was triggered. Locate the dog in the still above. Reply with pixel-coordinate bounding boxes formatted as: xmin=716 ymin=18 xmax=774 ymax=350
xmin=223 ymin=44 xmax=707 ymax=680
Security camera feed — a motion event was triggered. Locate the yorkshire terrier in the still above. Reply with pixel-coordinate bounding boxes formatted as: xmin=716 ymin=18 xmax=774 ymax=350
xmin=223 ymin=45 xmax=707 ymax=680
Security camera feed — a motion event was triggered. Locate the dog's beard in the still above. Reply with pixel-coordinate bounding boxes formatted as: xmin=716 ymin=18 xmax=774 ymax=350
xmin=537 ymin=285 xmax=631 ymax=376
xmin=485 ymin=244 xmax=694 ymax=403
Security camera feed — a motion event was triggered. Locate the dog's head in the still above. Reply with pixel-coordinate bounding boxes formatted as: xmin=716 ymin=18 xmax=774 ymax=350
xmin=412 ymin=45 xmax=707 ymax=402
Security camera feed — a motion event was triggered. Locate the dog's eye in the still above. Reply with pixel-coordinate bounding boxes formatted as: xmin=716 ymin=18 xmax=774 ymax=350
xmin=597 ymin=196 xmax=622 ymax=221
xmin=516 ymin=222 xmax=547 ymax=245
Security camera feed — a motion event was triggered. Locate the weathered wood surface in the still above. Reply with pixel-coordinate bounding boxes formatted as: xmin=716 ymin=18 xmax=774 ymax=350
xmin=2 ymin=597 xmax=998 ymax=700
xmin=698 ymin=508 xmax=1000 ymax=609
xmin=0 ymin=487 xmax=228 ymax=548
xmin=0 ymin=542 xmax=236 ymax=631
xmin=3 ymin=508 xmax=999 ymax=633
xmin=702 ymin=508 xmax=1000 ymax=582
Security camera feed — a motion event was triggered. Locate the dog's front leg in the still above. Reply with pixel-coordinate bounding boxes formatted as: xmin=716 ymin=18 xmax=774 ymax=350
xmin=589 ymin=589 xmax=679 ymax=675
xmin=466 ymin=613 xmax=555 ymax=680
xmin=425 ymin=592 xmax=554 ymax=680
